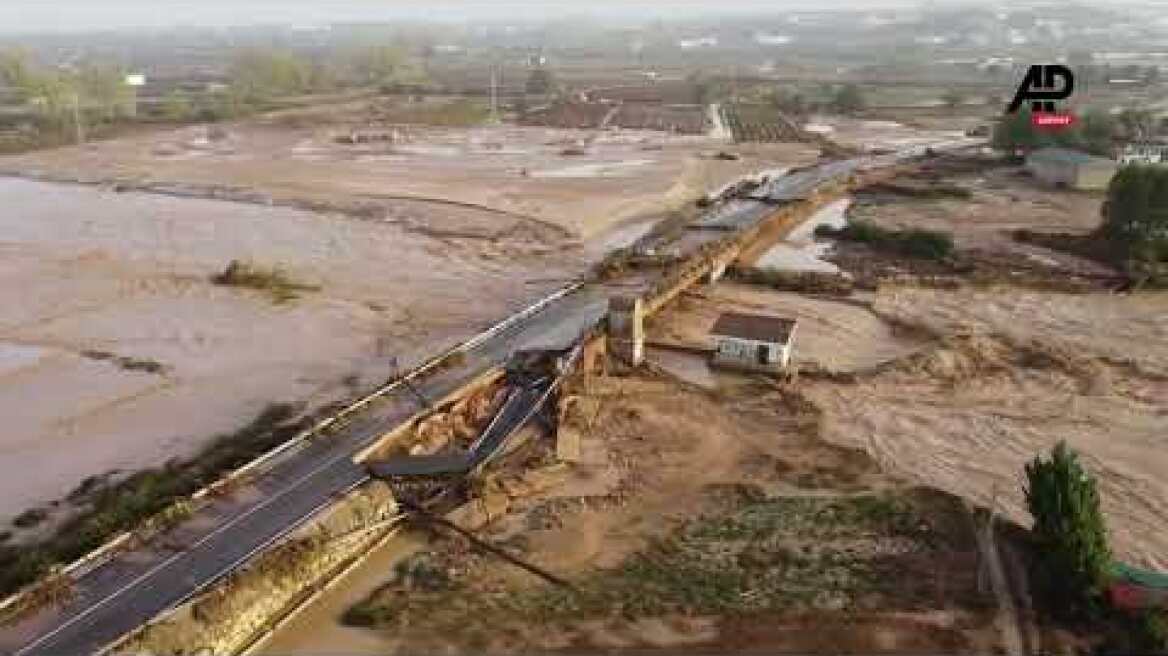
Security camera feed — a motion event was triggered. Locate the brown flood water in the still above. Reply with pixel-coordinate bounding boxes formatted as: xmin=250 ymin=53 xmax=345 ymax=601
xmin=255 ymin=530 xmax=426 ymax=654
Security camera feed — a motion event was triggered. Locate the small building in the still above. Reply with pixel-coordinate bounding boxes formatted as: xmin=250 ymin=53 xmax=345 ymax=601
xmin=1120 ymin=140 xmax=1168 ymax=166
xmin=1026 ymin=147 xmax=1118 ymax=191
xmin=710 ymin=312 xmax=798 ymax=374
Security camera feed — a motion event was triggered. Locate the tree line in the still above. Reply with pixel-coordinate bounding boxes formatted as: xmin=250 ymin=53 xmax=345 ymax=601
xmin=993 ymin=105 xmax=1163 ymax=157
xmin=0 ymin=45 xmax=431 ymax=135
xmin=1104 ymin=165 xmax=1168 ymax=284
xmin=0 ymin=51 xmax=136 ymax=135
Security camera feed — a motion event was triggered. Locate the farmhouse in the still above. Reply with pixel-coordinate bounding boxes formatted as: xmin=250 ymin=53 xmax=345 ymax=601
xmin=710 ymin=312 xmax=798 ymax=374
xmin=1025 ymin=147 xmax=1117 ymax=191
xmin=1120 ymin=140 xmax=1168 ymax=166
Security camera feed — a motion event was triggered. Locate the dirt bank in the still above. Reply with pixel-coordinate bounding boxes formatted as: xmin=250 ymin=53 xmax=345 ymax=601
xmin=267 ymin=371 xmax=1017 ymax=654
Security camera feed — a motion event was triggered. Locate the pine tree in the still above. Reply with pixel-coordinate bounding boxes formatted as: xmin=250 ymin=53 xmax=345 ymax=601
xmin=1024 ymin=441 xmax=1112 ymax=617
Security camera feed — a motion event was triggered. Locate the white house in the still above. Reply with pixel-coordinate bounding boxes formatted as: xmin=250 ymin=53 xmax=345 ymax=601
xmin=710 ymin=312 xmax=798 ymax=374
xmin=1120 ymin=141 xmax=1168 ymax=165
xmin=1026 ymin=147 xmax=1118 ymax=190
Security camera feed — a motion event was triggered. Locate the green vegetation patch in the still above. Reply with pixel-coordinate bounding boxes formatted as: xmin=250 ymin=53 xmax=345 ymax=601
xmin=381 ymin=99 xmax=491 ymax=127
xmin=728 ymin=267 xmax=854 ymax=295
xmin=80 ymin=350 xmax=166 ymax=375
xmin=0 ymin=403 xmax=313 ymax=599
xmin=344 ymin=492 xmax=951 ymax=639
xmin=211 ymin=260 xmax=320 ymax=304
xmin=817 ymin=219 xmax=955 ymax=260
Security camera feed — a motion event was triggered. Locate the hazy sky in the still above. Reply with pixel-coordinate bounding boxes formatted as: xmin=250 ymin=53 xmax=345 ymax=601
xmin=0 ymin=0 xmax=1160 ymax=34
xmin=0 ymin=0 xmax=939 ymax=34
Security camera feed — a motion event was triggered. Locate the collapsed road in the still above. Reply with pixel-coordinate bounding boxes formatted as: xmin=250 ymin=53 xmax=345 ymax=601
xmin=0 ymin=139 xmax=979 ymax=656
xmin=368 ymin=343 xmax=584 ymax=512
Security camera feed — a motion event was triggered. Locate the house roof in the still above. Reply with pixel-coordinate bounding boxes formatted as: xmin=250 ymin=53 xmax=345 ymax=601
xmin=1028 ymin=147 xmax=1115 ymax=167
xmin=710 ymin=312 xmax=797 ymax=343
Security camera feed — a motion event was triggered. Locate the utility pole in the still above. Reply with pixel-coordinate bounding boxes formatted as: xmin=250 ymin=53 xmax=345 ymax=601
xmin=489 ymin=61 xmax=500 ymax=124
xmin=71 ymin=92 xmax=85 ymax=145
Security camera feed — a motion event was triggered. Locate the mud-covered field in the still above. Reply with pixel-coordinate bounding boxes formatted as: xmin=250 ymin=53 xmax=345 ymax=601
xmin=1 ymin=98 xmax=817 ymax=238
xmin=262 ymin=373 xmax=1016 ymax=654
xmin=806 ymin=287 xmax=1168 ymax=570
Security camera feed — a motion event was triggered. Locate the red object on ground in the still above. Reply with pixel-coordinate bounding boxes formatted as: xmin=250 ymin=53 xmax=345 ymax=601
xmin=1110 ymin=582 xmax=1148 ymax=610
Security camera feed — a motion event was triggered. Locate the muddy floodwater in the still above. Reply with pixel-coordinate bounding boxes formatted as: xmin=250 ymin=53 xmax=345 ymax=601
xmin=256 ymin=530 xmax=425 ymax=654
xmin=749 ymin=197 xmax=850 ymax=273
xmin=0 ymin=176 xmax=570 ymax=524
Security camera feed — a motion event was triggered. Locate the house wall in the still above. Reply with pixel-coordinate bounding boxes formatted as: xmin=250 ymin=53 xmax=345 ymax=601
xmin=1120 ymin=145 xmax=1168 ymax=165
xmin=711 ymin=335 xmax=790 ymax=373
xmin=1027 ymin=159 xmax=1116 ymax=191
xmin=1075 ymin=163 xmax=1118 ymax=190
xmin=1027 ymin=159 xmax=1075 ymax=187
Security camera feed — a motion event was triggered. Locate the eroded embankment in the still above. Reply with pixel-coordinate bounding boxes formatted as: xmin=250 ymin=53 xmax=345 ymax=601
xmin=116 ymin=482 xmax=399 ymax=655
xmin=109 ymin=370 xmax=508 ymax=655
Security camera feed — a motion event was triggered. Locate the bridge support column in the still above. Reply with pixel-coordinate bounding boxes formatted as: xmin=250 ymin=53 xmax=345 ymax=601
xmin=607 ymin=295 xmax=644 ymax=366
xmin=706 ymin=259 xmax=728 ymax=284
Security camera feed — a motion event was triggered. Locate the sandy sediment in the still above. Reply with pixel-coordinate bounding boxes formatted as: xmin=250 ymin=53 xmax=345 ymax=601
xmin=805 ymin=287 xmax=1168 ymax=570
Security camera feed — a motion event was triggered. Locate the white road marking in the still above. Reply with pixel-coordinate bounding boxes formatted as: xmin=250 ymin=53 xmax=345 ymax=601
xmin=16 ymin=448 xmax=364 ymax=655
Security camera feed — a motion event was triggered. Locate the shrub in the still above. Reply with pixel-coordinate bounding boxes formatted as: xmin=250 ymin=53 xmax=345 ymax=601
xmin=0 ymin=402 xmax=308 ymax=598
xmin=211 ymin=259 xmax=319 ymax=304
xmin=1102 ymin=166 xmax=1168 ymax=279
xmin=1024 ymin=441 xmax=1111 ymax=618
xmin=12 ymin=508 xmax=48 ymax=529
xmin=900 ymin=228 xmax=955 ymax=259
xmin=818 ymin=219 xmax=954 ymax=260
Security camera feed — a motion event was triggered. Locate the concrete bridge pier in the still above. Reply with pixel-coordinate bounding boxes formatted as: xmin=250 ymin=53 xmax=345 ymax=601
xmin=607 ymin=295 xmax=644 ymax=366
xmin=705 ymin=247 xmax=739 ymax=285
xmin=706 ymin=259 xmax=728 ymax=284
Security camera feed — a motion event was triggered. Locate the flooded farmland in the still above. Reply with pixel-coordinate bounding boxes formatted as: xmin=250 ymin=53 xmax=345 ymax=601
xmin=0 ymin=176 xmax=575 ymax=525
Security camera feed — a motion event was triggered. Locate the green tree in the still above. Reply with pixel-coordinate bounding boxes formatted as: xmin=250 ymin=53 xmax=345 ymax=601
xmin=1078 ymin=109 xmax=1117 ymax=156
xmin=1103 ymin=165 xmax=1168 ymax=249
xmin=992 ymin=106 xmax=1044 ymax=153
xmin=767 ymin=87 xmax=807 ymax=116
xmin=1117 ymin=108 xmax=1157 ymax=141
xmin=349 ymin=46 xmax=406 ymax=86
xmin=992 ymin=106 xmax=1115 ymax=156
xmin=0 ymin=49 xmax=35 ymax=96
xmin=161 ymin=90 xmax=192 ymax=122
xmin=831 ymin=83 xmax=865 ymax=115
xmin=77 ymin=64 xmax=135 ymax=122
xmin=1024 ymin=441 xmax=1111 ymax=618
xmin=230 ymin=49 xmax=311 ymax=103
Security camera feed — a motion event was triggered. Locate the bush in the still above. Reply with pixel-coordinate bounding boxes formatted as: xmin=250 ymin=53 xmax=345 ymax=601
xmin=211 ymin=259 xmax=319 ymax=304
xmin=1024 ymin=441 xmax=1111 ymax=618
xmin=12 ymin=508 xmax=48 ymax=529
xmin=817 ymin=219 xmax=954 ymax=260
xmin=1103 ymin=165 xmax=1168 ymax=256
xmin=0 ymin=403 xmax=308 ymax=598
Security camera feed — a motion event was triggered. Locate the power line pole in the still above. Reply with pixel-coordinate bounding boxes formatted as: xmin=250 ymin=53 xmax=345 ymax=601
xmin=489 ymin=61 xmax=500 ymax=124
xmin=71 ymin=92 xmax=85 ymax=145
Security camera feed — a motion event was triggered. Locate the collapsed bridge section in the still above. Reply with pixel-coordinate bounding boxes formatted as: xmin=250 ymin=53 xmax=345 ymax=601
xmin=366 ymin=342 xmax=584 ymax=512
